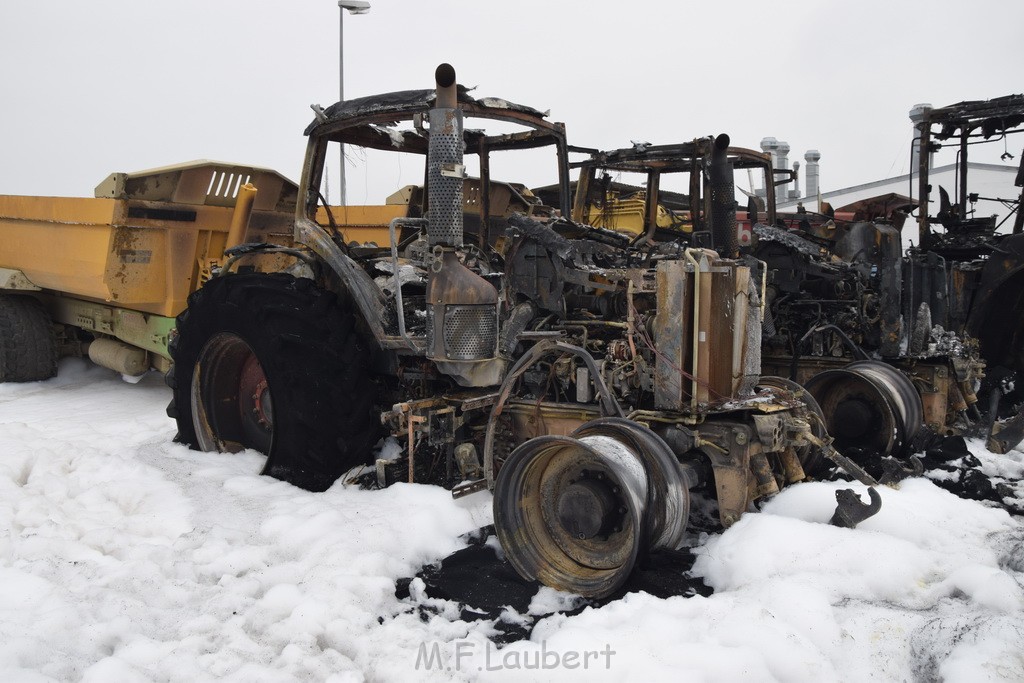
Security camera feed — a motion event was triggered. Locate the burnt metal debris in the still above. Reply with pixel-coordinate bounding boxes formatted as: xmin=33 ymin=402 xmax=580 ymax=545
xmin=829 ymin=487 xmax=883 ymax=528
xmin=879 ymin=455 xmax=925 ymax=486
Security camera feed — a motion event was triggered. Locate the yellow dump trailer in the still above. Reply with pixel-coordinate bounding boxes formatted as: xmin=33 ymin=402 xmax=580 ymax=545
xmin=0 ymin=160 xmax=409 ymax=381
xmin=0 ymin=161 xmax=299 ymax=378
xmin=0 ymin=159 xmax=540 ymax=382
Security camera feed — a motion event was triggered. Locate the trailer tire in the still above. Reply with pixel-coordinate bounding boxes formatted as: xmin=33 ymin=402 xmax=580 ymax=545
xmin=0 ymin=294 xmax=57 ymax=383
xmin=169 ymin=273 xmax=380 ymax=491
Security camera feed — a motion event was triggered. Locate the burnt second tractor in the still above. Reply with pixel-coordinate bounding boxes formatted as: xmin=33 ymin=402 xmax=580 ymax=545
xmin=165 ymin=65 xmax=856 ymax=598
xmin=572 ymin=111 xmax=1024 ymax=489
xmin=759 ymin=96 xmax=1024 ymax=461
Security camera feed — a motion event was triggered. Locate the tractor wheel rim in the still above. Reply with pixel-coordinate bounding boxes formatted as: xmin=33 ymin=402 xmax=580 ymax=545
xmin=191 ymin=332 xmax=273 ymax=454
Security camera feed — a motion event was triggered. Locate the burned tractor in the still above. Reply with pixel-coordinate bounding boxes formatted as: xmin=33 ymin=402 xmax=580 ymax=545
xmin=574 ymin=96 xmax=1024 ymax=470
xmin=567 ymin=140 xmax=941 ymax=465
xmin=755 ymin=212 xmax=971 ymax=460
xmin=168 ymin=65 xmax=849 ymax=598
xmin=913 ymin=94 xmax=1024 ymax=453
xmin=571 ymin=140 xmax=988 ymax=466
xmin=762 ymin=95 xmax=1024 ymax=458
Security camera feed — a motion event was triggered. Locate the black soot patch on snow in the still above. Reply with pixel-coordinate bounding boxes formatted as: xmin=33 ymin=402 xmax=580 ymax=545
xmin=815 ymin=435 xmax=1024 ymax=516
xmin=918 ymin=436 xmax=1024 ymax=516
xmin=395 ymin=526 xmax=712 ymax=645
xmin=813 ymin=435 xmax=1023 ymax=517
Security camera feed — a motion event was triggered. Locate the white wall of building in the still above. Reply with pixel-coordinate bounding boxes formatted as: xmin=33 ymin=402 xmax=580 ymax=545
xmin=778 ymin=163 xmax=1019 ymax=246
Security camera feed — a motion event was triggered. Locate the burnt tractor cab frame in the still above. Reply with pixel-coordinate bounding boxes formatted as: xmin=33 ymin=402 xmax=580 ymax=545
xmin=911 ymin=94 xmax=1024 ymax=453
xmin=568 ymin=136 xmax=785 ymax=256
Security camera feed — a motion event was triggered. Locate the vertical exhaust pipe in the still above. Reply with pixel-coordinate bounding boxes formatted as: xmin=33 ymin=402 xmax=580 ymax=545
xmin=775 ymin=141 xmax=791 ymax=203
xmin=427 ymin=63 xmax=464 ymax=248
xmin=709 ymin=133 xmax=739 ymax=257
xmin=424 ymin=64 xmax=501 ymax=386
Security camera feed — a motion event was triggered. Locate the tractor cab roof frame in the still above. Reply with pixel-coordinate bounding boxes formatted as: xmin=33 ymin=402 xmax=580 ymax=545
xmin=922 ymin=94 xmax=1024 ymax=138
xmin=571 ymin=140 xmax=777 ymax=240
xmin=915 ymin=94 xmax=1024 ymax=246
xmin=299 ymin=86 xmax=572 ymax=220
xmin=576 ymin=141 xmax=773 ymax=174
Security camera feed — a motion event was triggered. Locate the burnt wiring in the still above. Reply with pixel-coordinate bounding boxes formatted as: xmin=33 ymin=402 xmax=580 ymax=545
xmin=626 ymin=291 xmax=733 ymax=403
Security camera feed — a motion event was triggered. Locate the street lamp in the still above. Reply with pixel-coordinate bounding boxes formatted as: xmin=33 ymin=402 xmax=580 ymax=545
xmin=337 ymin=0 xmax=370 ymax=205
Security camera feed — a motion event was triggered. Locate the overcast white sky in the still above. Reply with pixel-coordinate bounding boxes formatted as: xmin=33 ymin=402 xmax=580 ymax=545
xmin=2 ymin=0 xmax=1022 ymax=203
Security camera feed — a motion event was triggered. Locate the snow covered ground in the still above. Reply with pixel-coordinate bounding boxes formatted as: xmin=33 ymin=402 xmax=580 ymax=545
xmin=2 ymin=359 xmax=1023 ymax=682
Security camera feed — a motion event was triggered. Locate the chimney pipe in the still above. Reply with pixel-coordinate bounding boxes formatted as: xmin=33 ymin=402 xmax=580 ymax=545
xmin=424 ymin=64 xmax=501 ymax=386
xmin=760 ymin=137 xmax=779 ymax=198
xmin=775 ymin=141 xmax=791 ymax=204
xmin=909 ymin=103 xmax=933 ymax=174
xmin=804 ymin=150 xmax=821 ymax=204
xmin=789 ymin=160 xmax=801 ymax=199
xmin=709 ymin=133 xmax=738 ymax=257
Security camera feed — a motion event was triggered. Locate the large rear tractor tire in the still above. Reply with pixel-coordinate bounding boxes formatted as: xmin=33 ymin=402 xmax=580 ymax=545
xmin=0 ymin=293 xmax=57 ymax=382
xmin=167 ymin=273 xmax=379 ymax=491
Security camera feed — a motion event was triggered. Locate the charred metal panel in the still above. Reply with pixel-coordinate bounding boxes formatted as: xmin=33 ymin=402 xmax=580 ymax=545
xmin=442 ymin=305 xmax=497 ymax=360
xmin=707 ymin=258 xmax=740 ymax=400
xmin=425 ymin=251 xmax=499 ymax=384
xmin=695 ymin=256 xmax=713 ymax=405
xmin=505 ymin=239 xmax=566 ymax=314
xmin=875 ymin=224 xmax=904 ymax=358
xmin=737 ymin=271 xmax=762 ymax=397
xmin=903 ymin=251 xmax=949 ymax=355
xmin=948 ymin=261 xmax=981 ymax=334
xmin=653 ymin=260 xmax=691 ymax=410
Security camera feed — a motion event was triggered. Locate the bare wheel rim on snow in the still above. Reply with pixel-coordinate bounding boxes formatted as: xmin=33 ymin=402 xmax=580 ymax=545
xmin=570 ymin=417 xmax=690 ymax=552
xmin=493 ymin=433 xmax=650 ymax=599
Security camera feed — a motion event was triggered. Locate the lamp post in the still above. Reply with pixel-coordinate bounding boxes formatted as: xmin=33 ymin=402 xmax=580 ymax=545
xmin=337 ymin=0 xmax=370 ymax=206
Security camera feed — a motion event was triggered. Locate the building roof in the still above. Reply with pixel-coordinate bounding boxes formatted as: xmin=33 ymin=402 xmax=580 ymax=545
xmin=779 ymin=161 xmax=1017 ymax=209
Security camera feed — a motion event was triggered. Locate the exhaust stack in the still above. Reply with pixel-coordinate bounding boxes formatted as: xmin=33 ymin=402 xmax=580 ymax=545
xmin=427 ymin=63 xmax=464 ymax=248
xmin=424 ymin=64 xmax=502 ymax=387
xmin=909 ymin=103 xmax=933 ymax=174
xmin=709 ymin=133 xmax=739 ymax=257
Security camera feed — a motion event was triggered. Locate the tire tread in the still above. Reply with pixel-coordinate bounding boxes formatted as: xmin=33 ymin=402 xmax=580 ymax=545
xmin=169 ymin=273 xmax=379 ymax=491
xmin=0 ymin=294 xmax=57 ymax=383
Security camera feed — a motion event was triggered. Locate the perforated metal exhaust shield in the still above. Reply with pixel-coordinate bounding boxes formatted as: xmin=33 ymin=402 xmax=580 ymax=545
xmin=427 ymin=108 xmax=464 ymax=248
